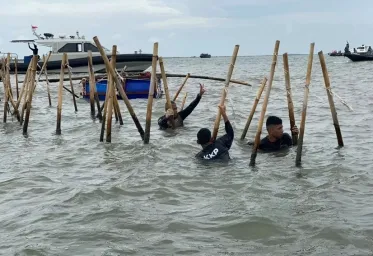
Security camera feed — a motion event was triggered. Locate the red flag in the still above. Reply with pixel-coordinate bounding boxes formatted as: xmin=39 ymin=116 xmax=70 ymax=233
xmin=31 ymin=25 xmax=38 ymax=29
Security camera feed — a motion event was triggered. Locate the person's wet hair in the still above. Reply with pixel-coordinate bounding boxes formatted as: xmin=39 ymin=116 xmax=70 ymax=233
xmin=197 ymin=128 xmax=211 ymax=145
xmin=266 ymin=116 xmax=282 ymax=128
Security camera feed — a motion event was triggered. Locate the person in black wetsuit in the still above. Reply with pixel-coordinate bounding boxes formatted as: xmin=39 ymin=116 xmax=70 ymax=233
xmin=28 ymin=43 xmax=38 ymax=55
xmin=158 ymin=83 xmax=206 ymax=130
xmin=195 ymin=105 xmax=234 ymax=160
xmin=256 ymin=115 xmax=299 ymax=152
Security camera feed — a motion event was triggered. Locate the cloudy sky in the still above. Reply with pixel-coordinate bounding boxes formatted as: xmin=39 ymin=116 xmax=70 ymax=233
xmin=0 ymin=0 xmax=371 ymax=57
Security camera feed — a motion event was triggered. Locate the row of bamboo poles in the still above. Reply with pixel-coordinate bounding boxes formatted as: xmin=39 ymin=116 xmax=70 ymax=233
xmin=0 ymin=38 xmax=344 ymax=167
xmin=236 ymin=41 xmax=344 ymax=167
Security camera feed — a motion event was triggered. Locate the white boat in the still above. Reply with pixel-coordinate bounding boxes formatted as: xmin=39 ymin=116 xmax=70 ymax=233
xmin=1 ymin=26 xmax=152 ymax=74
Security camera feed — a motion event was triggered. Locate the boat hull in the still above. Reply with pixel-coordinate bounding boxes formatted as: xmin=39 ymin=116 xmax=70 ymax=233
xmin=1 ymin=54 xmax=152 ymax=74
xmin=344 ymin=53 xmax=373 ymax=62
xmin=82 ymin=78 xmax=163 ymax=101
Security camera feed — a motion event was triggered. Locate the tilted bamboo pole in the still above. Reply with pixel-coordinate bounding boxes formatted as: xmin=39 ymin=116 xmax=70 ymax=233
xmin=144 ymin=42 xmax=159 ymax=143
xmin=212 ymin=45 xmax=240 ymax=140
xmin=318 ymin=51 xmax=344 ymax=147
xmin=295 ymin=43 xmax=315 ymax=166
xmin=249 ymin=40 xmax=280 ymax=167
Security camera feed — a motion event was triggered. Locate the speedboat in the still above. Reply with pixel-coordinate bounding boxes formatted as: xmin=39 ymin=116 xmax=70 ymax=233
xmin=1 ymin=26 xmax=152 ymax=74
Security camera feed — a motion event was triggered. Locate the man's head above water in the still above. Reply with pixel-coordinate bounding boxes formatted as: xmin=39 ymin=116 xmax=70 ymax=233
xmin=165 ymin=101 xmax=178 ymax=116
xmin=266 ymin=116 xmax=284 ymax=140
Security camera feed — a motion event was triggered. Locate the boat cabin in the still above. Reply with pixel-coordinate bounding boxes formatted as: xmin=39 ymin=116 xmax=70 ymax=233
xmin=356 ymin=44 xmax=372 ymax=54
xmin=11 ymin=28 xmax=112 ymax=63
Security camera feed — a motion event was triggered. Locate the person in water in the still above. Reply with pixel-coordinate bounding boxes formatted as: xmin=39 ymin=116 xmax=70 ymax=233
xmin=195 ymin=105 xmax=234 ymax=160
xmin=256 ymin=115 xmax=299 ymax=152
xmin=158 ymin=83 xmax=206 ymax=130
xmin=28 ymin=43 xmax=38 ymax=56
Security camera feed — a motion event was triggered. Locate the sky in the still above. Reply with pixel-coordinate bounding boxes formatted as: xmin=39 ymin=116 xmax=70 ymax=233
xmin=0 ymin=0 xmax=372 ymax=57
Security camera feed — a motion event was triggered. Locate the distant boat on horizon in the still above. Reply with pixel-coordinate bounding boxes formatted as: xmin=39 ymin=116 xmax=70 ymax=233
xmin=200 ymin=53 xmax=211 ymax=58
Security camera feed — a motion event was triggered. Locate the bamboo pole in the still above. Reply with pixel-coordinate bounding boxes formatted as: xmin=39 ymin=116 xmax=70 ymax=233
xmin=106 ymin=46 xmax=117 ymax=143
xmin=144 ymin=42 xmax=159 ymax=143
xmin=93 ymin=36 xmax=145 ymax=139
xmin=23 ymin=55 xmax=39 ymax=135
xmin=20 ymin=73 xmax=252 ymax=86
xmin=15 ymin=62 xmax=32 ymax=110
xmin=3 ymin=54 xmax=11 ymax=123
xmin=43 ymin=55 xmax=52 ymax=107
xmin=15 ymin=57 xmax=19 ymax=99
xmin=212 ymin=45 xmax=240 ymax=140
xmin=159 ymin=57 xmax=175 ymax=129
xmin=112 ymin=91 xmax=123 ymax=125
xmin=99 ymin=71 xmax=110 ymax=142
xmin=172 ymin=73 xmax=190 ymax=101
xmin=87 ymin=51 xmax=102 ymax=119
xmin=36 ymin=51 xmax=52 ymax=82
xmin=87 ymin=51 xmax=96 ymax=114
xmin=66 ymin=57 xmax=78 ymax=112
xmin=295 ymin=43 xmax=315 ymax=166
xmin=180 ymin=92 xmax=188 ymax=110
xmin=240 ymin=77 xmax=267 ymax=140
xmin=3 ymin=56 xmax=21 ymax=122
xmin=318 ymin=51 xmax=344 ymax=147
xmin=283 ymin=53 xmax=298 ymax=145
xmin=249 ymin=40 xmax=280 ymax=167
xmin=20 ymin=78 xmax=30 ymax=125
xmin=56 ymin=53 xmax=67 ymax=135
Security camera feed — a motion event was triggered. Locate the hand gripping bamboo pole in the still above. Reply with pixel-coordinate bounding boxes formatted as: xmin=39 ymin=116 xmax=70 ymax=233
xmin=283 ymin=53 xmax=298 ymax=145
xmin=249 ymin=40 xmax=280 ymax=166
xmin=159 ymin=57 xmax=175 ymax=129
xmin=212 ymin=45 xmax=239 ymax=140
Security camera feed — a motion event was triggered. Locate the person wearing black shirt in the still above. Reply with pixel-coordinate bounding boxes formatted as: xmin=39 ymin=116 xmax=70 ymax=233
xmin=158 ymin=83 xmax=206 ymax=130
xmin=28 ymin=43 xmax=38 ymax=55
xmin=256 ymin=115 xmax=299 ymax=152
xmin=195 ymin=105 xmax=234 ymax=160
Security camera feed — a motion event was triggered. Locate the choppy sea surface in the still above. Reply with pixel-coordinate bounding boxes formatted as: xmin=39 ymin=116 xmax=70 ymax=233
xmin=1 ymin=52 xmax=373 ymax=255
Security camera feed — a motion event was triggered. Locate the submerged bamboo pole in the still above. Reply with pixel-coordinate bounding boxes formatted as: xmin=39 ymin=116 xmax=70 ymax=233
xmin=23 ymin=55 xmax=39 ymax=135
xmin=87 ymin=51 xmax=96 ymax=114
xmin=66 ymin=57 xmax=78 ymax=112
xmin=295 ymin=43 xmax=315 ymax=166
xmin=16 ymin=62 xmax=32 ymax=111
xmin=105 ymin=46 xmax=117 ymax=143
xmin=159 ymin=57 xmax=175 ymax=129
xmin=56 ymin=53 xmax=68 ymax=135
xmin=99 ymin=72 xmax=110 ymax=142
xmin=42 ymin=55 xmax=52 ymax=107
xmin=212 ymin=45 xmax=240 ymax=140
xmin=93 ymin=36 xmax=145 ymax=140
xmin=3 ymin=56 xmax=21 ymax=122
xmin=240 ymin=77 xmax=267 ymax=140
xmin=318 ymin=51 xmax=344 ymax=147
xmin=3 ymin=54 xmax=11 ymax=123
xmin=180 ymin=92 xmax=188 ymax=110
xmin=283 ymin=53 xmax=298 ymax=145
xmin=172 ymin=73 xmax=190 ymax=101
xmin=249 ymin=40 xmax=280 ymax=167
xmin=144 ymin=42 xmax=159 ymax=143
xmin=87 ymin=51 xmax=102 ymax=119
xmin=15 ymin=57 xmax=19 ymax=99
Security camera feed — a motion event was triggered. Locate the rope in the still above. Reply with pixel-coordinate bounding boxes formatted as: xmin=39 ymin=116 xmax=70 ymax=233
xmin=326 ymin=87 xmax=354 ymax=111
